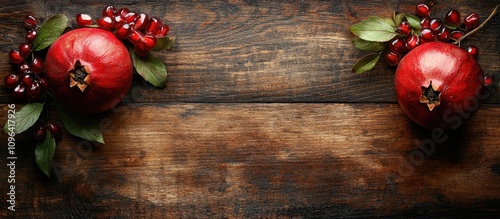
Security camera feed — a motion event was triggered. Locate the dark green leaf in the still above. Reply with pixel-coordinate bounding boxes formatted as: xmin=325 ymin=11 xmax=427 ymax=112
xmin=405 ymin=14 xmax=421 ymax=32
xmin=350 ymin=16 xmax=398 ymax=42
xmin=130 ymin=48 xmax=167 ymax=88
xmin=33 ymin=14 xmax=69 ymax=51
xmin=352 ymin=37 xmax=386 ymax=52
xmin=3 ymin=103 xmax=44 ymax=134
xmin=57 ymin=104 xmax=104 ymax=143
xmin=35 ymin=132 xmax=56 ymax=176
xmin=352 ymin=53 xmax=381 ymax=74
xmin=152 ymin=36 xmax=176 ymax=51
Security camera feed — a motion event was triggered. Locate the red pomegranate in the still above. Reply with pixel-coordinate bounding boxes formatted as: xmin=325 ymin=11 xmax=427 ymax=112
xmin=394 ymin=42 xmax=485 ymax=130
xmin=45 ymin=28 xmax=133 ymax=113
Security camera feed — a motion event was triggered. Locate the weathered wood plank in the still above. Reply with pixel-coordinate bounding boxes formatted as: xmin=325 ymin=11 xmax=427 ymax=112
xmin=1 ymin=103 xmax=499 ymax=218
xmin=0 ymin=0 xmax=499 ymax=103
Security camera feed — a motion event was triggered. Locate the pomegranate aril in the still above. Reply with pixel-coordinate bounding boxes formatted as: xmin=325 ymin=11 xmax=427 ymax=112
xmin=450 ymin=30 xmax=465 ymax=40
xmin=154 ymin=24 xmax=170 ymax=38
xmin=28 ymin=82 xmax=42 ymax=97
xmin=397 ymin=21 xmax=412 ymax=35
xmin=115 ymin=23 xmax=132 ymax=39
xmin=4 ymin=74 xmax=20 ymax=89
xmin=12 ymin=84 xmax=26 ymax=99
xmin=146 ymin=17 xmax=162 ymax=34
xmin=142 ymin=34 xmax=158 ymax=50
xmin=34 ymin=126 xmax=47 ymax=142
xmin=22 ymin=15 xmax=37 ymax=29
xmin=405 ymin=35 xmax=420 ymax=51
xmin=9 ymin=50 xmax=24 ymax=64
xmin=429 ymin=18 xmax=443 ymax=33
xmin=466 ymin=45 xmax=479 ymax=59
xmin=389 ymin=38 xmax=406 ymax=53
xmin=113 ymin=15 xmax=125 ymax=29
xmin=437 ymin=27 xmax=451 ymax=42
xmin=31 ymin=57 xmax=44 ymax=75
xmin=123 ymin=12 xmax=138 ymax=23
xmin=133 ymin=13 xmax=149 ymax=31
xmin=102 ymin=5 xmax=117 ymax=17
xmin=21 ymin=73 xmax=33 ymax=87
xmin=444 ymin=9 xmax=461 ymax=27
xmin=420 ymin=28 xmax=435 ymax=42
xmin=128 ymin=30 xmax=143 ymax=45
xmin=464 ymin=13 xmax=480 ymax=29
xmin=134 ymin=43 xmax=150 ymax=56
xmin=76 ymin=14 xmax=93 ymax=26
xmin=47 ymin=123 xmax=63 ymax=141
xmin=117 ymin=7 xmax=130 ymax=18
xmin=25 ymin=29 xmax=37 ymax=43
xmin=38 ymin=78 xmax=48 ymax=91
xmin=19 ymin=43 xmax=32 ymax=58
xmin=420 ymin=17 xmax=431 ymax=29
xmin=484 ymin=76 xmax=494 ymax=87
xmin=96 ymin=16 xmax=115 ymax=30
xmin=385 ymin=51 xmax=402 ymax=66
xmin=17 ymin=61 xmax=31 ymax=74
xmin=415 ymin=3 xmax=431 ymax=17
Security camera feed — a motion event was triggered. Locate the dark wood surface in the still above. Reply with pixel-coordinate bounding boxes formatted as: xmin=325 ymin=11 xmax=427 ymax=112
xmin=1 ymin=0 xmax=500 ymax=218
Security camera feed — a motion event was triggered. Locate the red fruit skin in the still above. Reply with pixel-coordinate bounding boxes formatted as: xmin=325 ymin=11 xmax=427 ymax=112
xmin=44 ymin=28 xmax=133 ymax=113
xmin=394 ymin=42 xmax=484 ymax=130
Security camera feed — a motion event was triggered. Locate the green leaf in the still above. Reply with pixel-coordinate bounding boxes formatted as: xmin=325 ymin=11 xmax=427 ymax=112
xmin=3 ymin=103 xmax=44 ymax=134
xmin=352 ymin=37 xmax=386 ymax=52
xmin=35 ymin=132 xmax=56 ymax=176
xmin=352 ymin=53 xmax=381 ymax=74
xmin=57 ymin=104 xmax=104 ymax=144
xmin=405 ymin=14 xmax=421 ymax=32
xmin=393 ymin=12 xmax=406 ymax=26
xmin=33 ymin=14 xmax=69 ymax=51
xmin=380 ymin=17 xmax=396 ymax=29
xmin=152 ymin=36 xmax=176 ymax=51
xmin=350 ymin=16 xmax=398 ymax=42
xmin=130 ymin=48 xmax=167 ymax=88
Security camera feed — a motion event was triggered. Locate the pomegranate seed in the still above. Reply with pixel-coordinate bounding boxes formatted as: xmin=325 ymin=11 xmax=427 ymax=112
xmin=133 ymin=13 xmax=149 ymax=31
xmin=405 ymin=35 xmax=420 ymax=51
xmin=445 ymin=9 xmax=461 ymax=27
xmin=47 ymin=123 xmax=63 ymax=141
xmin=39 ymin=78 xmax=48 ymax=91
xmin=96 ymin=16 xmax=115 ymax=30
xmin=385 ymin=51 xmax=402 ymax=66
xmin=134 ymin=43 xmax=150 ymax=56
xmin=115 ymin=23 xmax=132 ymax=39
xmin=484 ymin=76 xmax=494 ymax=87
xmin=420 ymin=28 xmax=435 ymax=42
xmin=34 ymin=126 xmax=47 ymax=143
xmin=31 ymin=57 xmax=44 ymax=75
xmin=17 ymin=61 xmax=31 ymax=74
xmin=76 ymin=14 xmax=93 ymax=26
xmin=102 ymin=5 xmax=117 ymax=17
xmin=450 ymin=30 xmax=465 ymax=40
xmin=12 ymin=84 xmax=26 ymax=99
xmin=437 ymin=27 xmax=451 ymax=42
xmin=420 ymin=17 xmax=431 ymax=29
xmin=389 ymin=38 xmax=406 ymax=53
xmin=397 ymin=21 xmax=411 ymax=35
xmin=128 ymin=30 xmax=143 ymax=45
xmin=4 ymin=74 xmax=20 ymax=89
xmin=464 ymin=13 xmax=480 ymax=29
xmin=22 ymin=15 xmax=37 ymax=29
xmin=28 ymin=82 xmax=42 ymax=97
xmin=25 ymin=29 xmax=37 ymax=43
xmin=123 ymin=12 xmax=138 ymax=23
xmin=9 ymin=50 xmax=24 ymax=64
xmin=146 ymin=17 xmax=162 ymax=34
xmin=19 ymin=43 xmax=32 ymax=58
xmin=142 ymin=34 xmax=158 ymax=50
xmin=21 ymin=73 xmax=33 ymax=87
xmin=117 ymin=7 xmax=130 ymax=18
xmin=466 ymin=45 xmax=479 ymax=59
xmin=113 ymin=15 xmax=125 ymax=29
xmin=415 ymin=3 xmax=431 ymax=17
xmin=154 ymin=24 xmax=170 ymax=38
xmin=429 ymin=18 xmax=443 ymax=33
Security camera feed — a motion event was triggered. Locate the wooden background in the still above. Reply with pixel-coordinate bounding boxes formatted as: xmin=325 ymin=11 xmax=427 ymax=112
xmin=1 ymin=0 xmax=500 ymax=218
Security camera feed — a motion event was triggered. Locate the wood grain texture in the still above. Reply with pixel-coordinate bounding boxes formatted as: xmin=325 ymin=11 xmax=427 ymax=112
xmin=1 ymin=103 xmax=500 ymax=218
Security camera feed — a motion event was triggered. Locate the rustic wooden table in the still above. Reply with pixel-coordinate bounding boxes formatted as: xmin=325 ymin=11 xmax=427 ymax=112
xmin=1 ymin=0 xmax=500 ymax=218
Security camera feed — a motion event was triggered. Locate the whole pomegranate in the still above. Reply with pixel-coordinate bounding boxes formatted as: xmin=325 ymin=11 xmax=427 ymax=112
xmin=45 ymin=28 xmax=133 ymax=113
xmin=394 ymin=42 xmax=485 ymax=130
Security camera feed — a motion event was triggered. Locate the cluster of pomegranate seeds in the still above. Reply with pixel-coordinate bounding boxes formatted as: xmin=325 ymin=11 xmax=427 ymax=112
xmin=5 ymin=15 xmax=48 ymax=102
xmin=34 ymin=123 xmax=63 ymax=143
xmin=75 ymin=5 xmax=170 ymax=56
xmin=386 ymin=3 xmax=482 ymax=66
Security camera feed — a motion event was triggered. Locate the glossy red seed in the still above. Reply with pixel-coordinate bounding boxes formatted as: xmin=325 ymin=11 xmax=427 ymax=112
xmin=12 ymin=84 xmax=26 ymax=99
xmin=17 ymin=61 xmax=31 ymax=74
xmin=154 ymin=24 xmax=170 ymax=38
xmin=76 ymin=14 xmax=93 ymax=26
xmin=19 ymin=43 xmax=32 ymax=58
xmin=146 ymin=17 xmax=162 ymax=34
xmin=9 ymin=50 xmax=23 ymax=64
xmin=389 ymin=38 xmax=406 ymax=53
xmin=444 ymin=9 xmax=461 ymax=27
xmin=31 ymin=57 xmax=44 ymax=75
xmin=437 ymin=27 xmax=451 ymax=42
xmin=385 ymin=51 xmax=402 ymax=66
xmin=123 ymin=12 xmax=138 ymax=23
xmin=484 ymin=76 xmax=494 ymax=87
xmin=115 ymin=23 xmax=132 ymax=39
xmin=416 ymin=3 xmax=431 ymax=17
xmin=134 ymin=43 xmax=150 ymax=56
xmin=113 ymin=15 xmax=125 ymax=29
xmin=420 ymin=17 xmax=431 ymax=29
xmin=464 ymin=13 xmax=480 ymax=29
xmin=21 ymin=73 xmax=32 ymax=87
xmin=22 ymin=15 xmax=37 ymax=29
xmin=117 ymin=7 xmax=130 ymax=18
xmin=96 ymin=16 xmax=115 ymax=30
xmin=466 ymin=45 xmax=479 ymax=59
xmin=128 ymin=30 xmax=143 ymax=45
xmin=429 ymin=18 xmax=442 ymax=33
xmin=142 ymin=34 xmax=158 ymax=50
xmin=450 ymin=30 xmax=465 ymax=40
xmin=47 ymin=123 xmax=63 ymax=141
xmin=397 ymin=21 xmax=412 ymax=35
xmin=28 ymin=82 xmax=42 ymax=97
xmin=34 ymin=126 xmax=47 ymax=142
xmin=4 ymin=74 xmax=19 ymax=89
xmin=102 ymin=5 xmax=117 ymax=17
xmin=420 ymin=28 xmax=435 ymax=42
xmin=133 ymin=13 xmax=149 ymax=31
xmin=25 ymin=29 xmax=37 ymax=43
xmin=38 ymin=78 xmax=48 ymax=91
xmin=405 ymin=35 xmax=420 ymax=51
